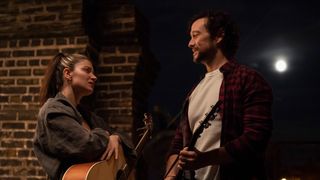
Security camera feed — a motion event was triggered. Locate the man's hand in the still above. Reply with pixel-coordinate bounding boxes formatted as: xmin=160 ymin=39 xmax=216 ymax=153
xmin=100 ymin=135 xmax=121 ymax=160
xmin=178 ymin=147 xmax=207 ymax=170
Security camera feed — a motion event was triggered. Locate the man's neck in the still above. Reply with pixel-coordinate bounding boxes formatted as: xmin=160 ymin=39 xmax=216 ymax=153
xmin=203 ymin=50 xmax=228 ymax=72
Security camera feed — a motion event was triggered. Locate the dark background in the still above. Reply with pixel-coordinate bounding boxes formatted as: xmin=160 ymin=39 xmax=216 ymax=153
xmin=132 ymin=0 xmax=320 ymax=142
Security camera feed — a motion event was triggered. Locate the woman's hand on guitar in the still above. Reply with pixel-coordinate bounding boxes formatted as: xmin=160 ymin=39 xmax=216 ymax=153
xmin=100 ymin=135 xmax=121 ymax=160
xmin=178 ymin=147 xmax=207 ymax=170
xmin=164 ymin=176 xmax=176 ymax=180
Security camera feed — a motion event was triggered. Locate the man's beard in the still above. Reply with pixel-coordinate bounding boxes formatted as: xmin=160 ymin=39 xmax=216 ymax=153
xmin=193 ymin=47 xmax=217 ymax=64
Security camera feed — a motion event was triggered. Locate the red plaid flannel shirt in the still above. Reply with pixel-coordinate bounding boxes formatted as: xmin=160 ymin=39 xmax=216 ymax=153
xmin=168 ymin=60 xmax=273 ymax=179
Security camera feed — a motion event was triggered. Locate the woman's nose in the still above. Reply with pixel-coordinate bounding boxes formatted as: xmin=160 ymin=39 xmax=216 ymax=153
xmin=91 ymin=74 xmax=97 ymax=81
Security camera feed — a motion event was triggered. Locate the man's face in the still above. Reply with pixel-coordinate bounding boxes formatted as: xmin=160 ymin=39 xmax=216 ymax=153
xmin=188 ymin=18 xmax=217 ymax=63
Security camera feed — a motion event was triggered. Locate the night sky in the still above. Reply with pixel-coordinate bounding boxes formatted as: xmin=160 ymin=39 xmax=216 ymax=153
xmin=132 ymin=0 xmax=320 ymax=141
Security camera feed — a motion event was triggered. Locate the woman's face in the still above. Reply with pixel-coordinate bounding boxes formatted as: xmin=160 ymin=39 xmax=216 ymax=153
xmin=69 ymin=59 xmax=97 ymax=97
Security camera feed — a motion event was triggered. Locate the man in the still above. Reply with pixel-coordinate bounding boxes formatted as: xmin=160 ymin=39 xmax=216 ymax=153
xmin=165 ymin=9 xmax=273 ymax=180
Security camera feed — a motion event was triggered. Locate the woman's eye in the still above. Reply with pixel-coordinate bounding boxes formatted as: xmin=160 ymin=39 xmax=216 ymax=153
xmin=83 ymin=68 xmax=91 ymax=73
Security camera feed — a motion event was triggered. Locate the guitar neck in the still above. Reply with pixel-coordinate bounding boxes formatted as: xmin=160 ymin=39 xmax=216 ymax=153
xmin=135 ymin=129 xmax=151 ymax=157
xmin=119 ymin=128 xmax=151 ymax=179
xmin=188 ymin=100 xmax=221 ymax=149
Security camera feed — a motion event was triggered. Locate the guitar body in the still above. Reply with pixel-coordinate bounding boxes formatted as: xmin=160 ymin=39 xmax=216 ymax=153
xmin=63 ymin=113 xmax=153 ymax=180
xmin=62 ymin=146 xmax=134 ymax=180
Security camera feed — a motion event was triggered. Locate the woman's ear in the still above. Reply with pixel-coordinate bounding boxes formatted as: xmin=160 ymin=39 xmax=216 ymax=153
xmin=63 ymin=68 xmax=72 ymax=82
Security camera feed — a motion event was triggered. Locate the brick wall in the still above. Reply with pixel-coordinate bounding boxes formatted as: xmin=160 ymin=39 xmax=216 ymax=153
xmin=0 ymin=0 xmax=158 ymax=179
xmin=0 ymin=36 xmax=88 ymax=180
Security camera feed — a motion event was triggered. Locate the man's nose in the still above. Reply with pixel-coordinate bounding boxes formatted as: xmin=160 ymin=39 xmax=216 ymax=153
xmin=188 ymin=38 xmax=194 ymax=48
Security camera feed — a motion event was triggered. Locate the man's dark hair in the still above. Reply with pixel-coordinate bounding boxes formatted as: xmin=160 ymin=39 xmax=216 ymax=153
xmin=188 ymin=9 xmax=240 ymax=59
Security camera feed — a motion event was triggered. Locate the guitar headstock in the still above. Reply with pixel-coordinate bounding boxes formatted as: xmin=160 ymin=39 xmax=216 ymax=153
xmin=199 ymin=106 xmax=220 ymax=129
xmin=143 ymin=113 xmax=153 ymax=132
xmin=191 ymin=101 xmax=222 ymax=145
xmin=137 ymin=113 xmax=153 ymax=137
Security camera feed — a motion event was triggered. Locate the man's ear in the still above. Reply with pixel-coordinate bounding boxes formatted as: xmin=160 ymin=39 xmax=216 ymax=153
xmin=63 ymin=68 xmax=72 ymax=81
xmin=215 ymin=29 xmax=225 ymax=44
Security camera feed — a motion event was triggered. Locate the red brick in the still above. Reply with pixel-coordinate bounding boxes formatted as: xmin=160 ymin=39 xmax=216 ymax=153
xmin=17 ymin=150 xmax=29 ymax=157
xmin=0 ymin=40 xmax=8 ymax=48
xmin=17 ymin=60 xmax=28 ymax=66
xmin=56 ymin=38 xmax=67 ymax=45
xmin=3 ymin=104 xmax=27 ymax=110
xmin=37 ymin=49 xmax=59 ymax=56
xmin=9 ymin=69 xmax=31 ymax=76
xmin=114 ymin=65 xmax=136 ymax=73
xmin=0 ymin=159 xmax=22 ymax=166
xmin=76 ymin=37 xmax=88 ymax=44
xmin=110 ymin=84 xmax=132 ymax=90
xmin=0 ymin=87 xmax=27 ymax=94
xmin=71 ymin=3 xmax=82 ymax=10
xmin=34 ymin=14 xmax=56 ymax=22
xmin=33 ymin=68 xmax=45 ymax=76
xmin=0 ymin=51 xmax=11 ymax=57
xmin=14 ymin=131 xmax=34 ymax=138
xmin=17 ymin=79 xmax=39 ymax=85
xmin=0 ymin=70 xmax=8 ymax=76
xmin=123 ymin=75 xmax=134 ymax=81
xmin=103 ymin=56 xmax=126 ymax=64
xmin=46 ymin=5 xmax=69 ymax=12
xmin=9 ymin=40 xmax=17 ymax=47
xmin=61 ymin=47 xmax=86 ymax=54
xmin=22 ymin=95 xmax=33 ymax=102
xmin=12 ymin=50 xmax=34 ymax=57
xmin=19 ymin=39 xmax=29 ymax=47
xmin=41 ymin=59 xmax=50 ymax=65
xmin=97 ymin=66 xmax=112 ymax=73
xmin=1 ymin=140 xmax=24 ymax=148
xmin=31 ymin=39 xmax=41 ymax=46
xmin=21 ymin=7 xmax=44 ymax=14
xmin=0 ymin=111 xmax=17 ymax=120
xmin=59 ymin=12 xmax=81 ymax=20
xmin=29 ymin=87 xmax=40 ymax=94
xmin=98 ymin=75 xmax=122 ymax=83
xmin=0 ymin=96 xmax=9 ymax=102
xmin=43 ymin=39 xmax=54 ymax=45
xmin=18 ymin=110 xmax=38 ymax=120
xmin=5 ymin=60 xmax=15 ymax=67
xmin=119 ymin=46 xmax=141 ymax=53
xmin=2 ymin=122 xmax=25 ymax=129
xmin=10 ymin=96 xmax=20 ymax=103
xmin=128 ymin=56 xmax=139 ymax=63
xmin=29 ymin=59 xmax=40 ymax=66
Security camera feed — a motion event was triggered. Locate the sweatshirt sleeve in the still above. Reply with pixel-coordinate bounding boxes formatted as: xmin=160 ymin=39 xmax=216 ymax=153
xmin=42 ymin=106 xmax=109 ymax=162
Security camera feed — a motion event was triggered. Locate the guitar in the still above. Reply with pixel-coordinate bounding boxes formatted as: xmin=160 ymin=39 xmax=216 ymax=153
xmin=164 ymin=100 xmax=222 ymax=180
xmin=62 ymin=113 xmax=153 ymax=180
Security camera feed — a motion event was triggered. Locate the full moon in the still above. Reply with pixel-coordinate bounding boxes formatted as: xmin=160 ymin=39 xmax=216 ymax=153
xmin=274 ymin=58 xmax=287 ymax=72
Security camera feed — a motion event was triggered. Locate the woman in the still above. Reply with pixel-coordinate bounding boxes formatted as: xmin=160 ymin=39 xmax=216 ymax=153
xmin=33 ymin=53 xmax=134 ymax=180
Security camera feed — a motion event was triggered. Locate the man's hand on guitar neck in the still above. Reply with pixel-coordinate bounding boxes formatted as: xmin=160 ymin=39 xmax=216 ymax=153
xmin=178 ymin=147 xmax=207 ymax=170
xmin=100 ymin=134 xmax=121 ymax=160
xmin=178 ymin=147 xmax=234 ymax=170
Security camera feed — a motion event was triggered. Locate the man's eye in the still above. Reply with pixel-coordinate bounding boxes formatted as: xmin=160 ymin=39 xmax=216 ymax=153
xmin=192 ymin=34 xmax=199 ymax=38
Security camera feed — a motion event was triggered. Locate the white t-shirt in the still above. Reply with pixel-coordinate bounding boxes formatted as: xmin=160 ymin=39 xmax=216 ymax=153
xmin=188 ymin=69 xmax=223 ymax=180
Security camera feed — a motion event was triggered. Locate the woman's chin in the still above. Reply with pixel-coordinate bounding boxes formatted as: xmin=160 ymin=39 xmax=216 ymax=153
xmin=83 ymin=88 xmax=94 ymax=96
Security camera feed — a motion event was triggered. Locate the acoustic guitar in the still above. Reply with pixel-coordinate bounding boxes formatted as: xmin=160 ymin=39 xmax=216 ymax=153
xmin=62 ymin=113 xmax=153 ymax=180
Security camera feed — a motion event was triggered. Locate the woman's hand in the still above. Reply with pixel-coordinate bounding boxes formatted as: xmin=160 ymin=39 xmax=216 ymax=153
xmin=100 ymin=135 xmax=121 ymax=160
